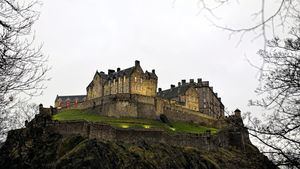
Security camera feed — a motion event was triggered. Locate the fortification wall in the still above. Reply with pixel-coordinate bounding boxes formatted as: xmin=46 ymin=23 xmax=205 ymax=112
xmin=154 ymin=98 xmax=225 ymax=128
xmin=59 ymin=94 xmax=224 ymax=128
xmin=163 ymin=105 xmax=226 ymax=128
xmin=47 ymin=120 xmax=225 ymax=150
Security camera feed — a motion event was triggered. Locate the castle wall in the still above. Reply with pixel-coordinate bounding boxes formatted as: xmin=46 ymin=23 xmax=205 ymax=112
xmin=197 ymin=86 xmax=224 ymax=118
xmin=47 ymin=120 xmax=226 ymax=150
xmin=87 ymin=74 xmax=104 ymax=100
xmin=184 ymin=87 xmax=199 ymax=111
xmin=130 ymin=69 xmax=157 ymax=97
xmin=103 ymin=100 xmax=138 ymax=118
xmin=64 ymin=94 xmax=157 ymax=119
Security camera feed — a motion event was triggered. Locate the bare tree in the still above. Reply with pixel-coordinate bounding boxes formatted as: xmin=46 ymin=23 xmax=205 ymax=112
xmin=192 ymin=1 xmax=300 ymax=168
xmin=0 ymin=102 xmax=38 ymax=142
xmin=193 ymin=0 xmax=299 ymax=45
xmin=0 ymin=0 xmax=49 ymax=141
xmin=244 ymin=25 xmax=300 ymax=168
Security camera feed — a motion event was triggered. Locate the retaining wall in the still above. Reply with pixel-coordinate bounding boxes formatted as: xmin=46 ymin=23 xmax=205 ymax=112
xmin=47 ymin=120 xmax=226 ymax=150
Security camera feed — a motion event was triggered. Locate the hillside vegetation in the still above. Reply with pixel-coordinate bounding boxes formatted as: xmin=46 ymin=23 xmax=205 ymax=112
xmin=53 ymin=109 xmax=218 ymax=134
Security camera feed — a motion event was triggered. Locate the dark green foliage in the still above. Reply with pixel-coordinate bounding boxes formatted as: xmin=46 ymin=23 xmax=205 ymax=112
xmin=159 ymin=114 xmax=170 ymax=124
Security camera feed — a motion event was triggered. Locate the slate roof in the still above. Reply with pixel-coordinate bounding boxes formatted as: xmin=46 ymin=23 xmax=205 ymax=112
xmin=145 ymin=70 xmax=158 ymax=79
xmin=86 ymin=61 xmax=157 ymax=90
xmin=157 ymin=84 xmax=192 ymax=99
xmin=55 ymin=95 xmax=86 ymax=102
xmin=107 ymin=66 xmax=135 ymax=80
xmin=100 ymin=67 xmax=157 ymax=80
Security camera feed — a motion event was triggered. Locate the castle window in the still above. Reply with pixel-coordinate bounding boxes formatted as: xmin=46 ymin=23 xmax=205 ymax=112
xmin=140 ymin=79 xmax=143 ymax=83
xmin=119 ymin=77 xmax=121 ymax=84
xmin=123 ymin=76 xmax=126 ymax=83
xmin=134 ymin=77 xmax=137 ymax=82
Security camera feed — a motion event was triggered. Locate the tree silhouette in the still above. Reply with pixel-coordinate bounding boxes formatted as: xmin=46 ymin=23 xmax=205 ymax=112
xmin=0 ymin=0 xmax=49 ymax=141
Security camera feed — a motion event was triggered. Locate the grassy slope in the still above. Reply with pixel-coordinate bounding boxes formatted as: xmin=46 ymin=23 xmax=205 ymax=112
xmin=52 ymin=109 xmax=218 ymax=134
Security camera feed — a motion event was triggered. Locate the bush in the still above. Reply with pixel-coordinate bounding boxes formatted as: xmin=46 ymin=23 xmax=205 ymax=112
xmin=159 ymin=114 xmax=170 ymax=124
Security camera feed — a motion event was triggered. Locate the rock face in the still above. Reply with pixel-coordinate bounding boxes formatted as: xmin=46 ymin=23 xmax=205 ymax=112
xmin=0 ymin=113 xmax=277 ymax=169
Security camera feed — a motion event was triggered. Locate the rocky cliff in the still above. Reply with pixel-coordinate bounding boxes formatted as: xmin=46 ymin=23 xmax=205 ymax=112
xmin=0 ymin=111 xmax=277 ymax=169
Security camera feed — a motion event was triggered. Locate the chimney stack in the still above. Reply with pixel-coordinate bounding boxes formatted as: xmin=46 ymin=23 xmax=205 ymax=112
xmin=197 ymin=78 xmax=202 ymax=84
xmin=152 ymin=69 xmax=155 ymax=74
xmin=234 ymin=109 xmax=241 ymax=117
xmin=170 ymin=84 xmax=175 ymax=89
xmin=202 ymin=81 xmax=209 ymax=86
xmin=117 ymin=68 xmax=121 ymax=72
xmin=108 ymin=69 xmax=115 ymax=75
xmin=190 ymin=79 xmax=194 ymax=83
xmin=182 ymin=79 xmax=186 ymax=84
xmin=178 ymin=82 xmax=181 ymax=86
xmin=158 ymin=88 xmax=162 ymax=92
xmin=135 ymin=60 xmax=140 ymax=67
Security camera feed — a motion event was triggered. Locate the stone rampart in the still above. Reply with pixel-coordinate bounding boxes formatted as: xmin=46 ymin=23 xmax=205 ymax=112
xmin=47 ymin=120 xmax=226 ymax=150
xmin=58 ymin=94 xmax=225 ymax=129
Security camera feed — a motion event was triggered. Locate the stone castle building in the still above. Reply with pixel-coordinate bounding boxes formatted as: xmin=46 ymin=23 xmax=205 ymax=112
xmin=55 ymin=60 xmax=224 ymax=119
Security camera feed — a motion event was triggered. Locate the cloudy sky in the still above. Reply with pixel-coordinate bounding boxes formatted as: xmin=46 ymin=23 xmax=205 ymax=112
xmin=31 ymin=0 xmax=281 ymax=114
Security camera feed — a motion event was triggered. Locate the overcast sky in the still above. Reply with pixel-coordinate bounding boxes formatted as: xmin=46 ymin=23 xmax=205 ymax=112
xmin=31 ymin=0 xmax=282 ymax=114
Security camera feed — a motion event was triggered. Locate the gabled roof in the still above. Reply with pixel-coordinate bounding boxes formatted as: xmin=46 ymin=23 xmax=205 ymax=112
xmin=145 ymin=71 xmax=158 ymax=79
xmin=157 ymin=84 xmax=193 ymax=99
xmin=55 ymin=95 xmax=86 ymax=102
xmin=107 ymin=66 xmax=135 ymax=80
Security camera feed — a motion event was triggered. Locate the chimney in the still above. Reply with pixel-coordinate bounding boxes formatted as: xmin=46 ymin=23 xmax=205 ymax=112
xmin=170 ymin=84 xmax=175 ymax=89
xmin=152 ymin=69 xmax=155 ymax=74
xmin=215 ymin=93 xmax=218 ymax=97
xmin=117 ymin=68 xmax=121 ymax=72
xmin=202 ymin=81 xmax=209 ymax=86
xmin=190 ymin=79 xmax=194 ymax=83
xmin=197 ymin=78 xmax=202 ymax=84
xmin=178 ymin=82 xmax=181 ymax=86
xmin=158 ymin=88 xmax=162 ymax=92
xmin=182 ymin=79 xmax=186 ymax=84
xmin=108 ymin=69 xmax=115 ymax=75
xmin=135 ymin=60 xmax=140 ymax=67
xmin=234 ymin=109 xmax=241 ymax=117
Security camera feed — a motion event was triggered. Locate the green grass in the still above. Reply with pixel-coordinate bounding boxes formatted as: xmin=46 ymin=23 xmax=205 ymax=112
xmin=52 ymin=109 xmax=217 ymax=134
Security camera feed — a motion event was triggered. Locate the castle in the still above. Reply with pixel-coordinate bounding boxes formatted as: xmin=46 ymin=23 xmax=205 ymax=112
xmin=55 ymin=61 xmax=224 ymax=121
